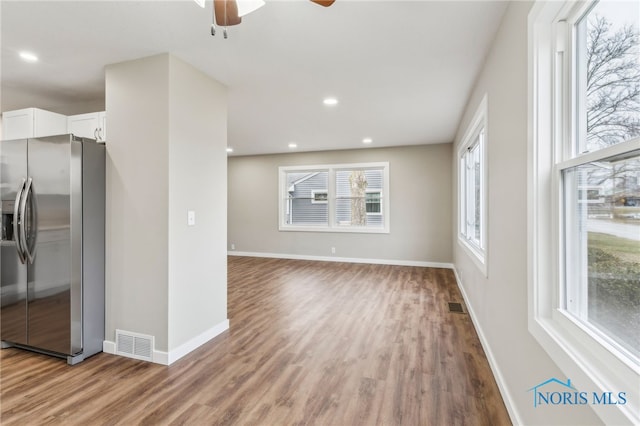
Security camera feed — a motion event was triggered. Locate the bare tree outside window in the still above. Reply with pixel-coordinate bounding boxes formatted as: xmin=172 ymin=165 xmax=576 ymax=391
xmin=578 ymin=7 xmax=640 ymax=358
xmin=349 ymin=171 xmax=368 ymax=226
xmin=586 ymin=15 xmax=640 ymax=150
xmin=585 ymin=12 xmax=640 ymax=208
xmin=585 ymin=13 xmax=640 ymax=216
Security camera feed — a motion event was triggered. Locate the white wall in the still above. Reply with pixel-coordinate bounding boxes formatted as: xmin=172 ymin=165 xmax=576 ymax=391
xmin=106 ymin=53 xmax=228 ymax=361
xmin=105 ymin=54 xmax=170 ymax=351
xmin=167 ymin=55 xmax=228 ymax=353
xmin=452 ymin=2 xmax=601 ymax=425
xmin=228 ymin=144 xmax=452 ymax=265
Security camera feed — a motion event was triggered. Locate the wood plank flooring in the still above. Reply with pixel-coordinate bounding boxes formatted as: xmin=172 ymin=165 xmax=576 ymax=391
xmin=0 ymin=257 xmax=511 ymax=425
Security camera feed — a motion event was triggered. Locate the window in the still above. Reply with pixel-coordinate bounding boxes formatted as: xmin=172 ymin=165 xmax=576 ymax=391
xmin=577 ymin=186 xmax=604 ymax=204
xmin=365 ymin=191 xmax=382 ymax=214
xmin=311 ymin=190 xmax=328 ymax=204
xmin=460 ymin=135 xmax=483 ymax=247
xmin=561 ymin=0 xmax=640 ymax=362
xmin=530 ymin=1 xmax=639 ymax=423
xmin=279 ymin=162 xmax=390 ymax=233
xmin=458 ymin=95 xmax=487 ymax=273
xmin=563 ymin=153 xmax=640 ymax=357
xmin=283 ymin=171 xmax=328 ymax=226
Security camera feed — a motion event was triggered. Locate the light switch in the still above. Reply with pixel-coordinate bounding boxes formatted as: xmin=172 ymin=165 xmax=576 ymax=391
xmin=187 ymin=210 xmax=196 ymax=226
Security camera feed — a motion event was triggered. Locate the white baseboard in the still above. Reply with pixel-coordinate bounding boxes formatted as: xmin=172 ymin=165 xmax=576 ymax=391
xmin=103 ymin=340 xmax=115 ymax=354
xmin=153 ymin=349 xmax=169 ymax=365
xmin=166 ymin=319 xmax=229 ymax=365
xmin=452 ymin=267 xmax=522 ymax=426
xmin=102 ymin=319 xmax=230 ymax=366
xmin=229 ymin=250 xmax=453 ymax=269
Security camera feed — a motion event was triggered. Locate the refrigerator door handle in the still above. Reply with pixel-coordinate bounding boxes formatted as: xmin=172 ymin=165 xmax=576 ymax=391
xmin=13 ymin=178 xmax=27 ymax=264
xmin=19 ymin=177 xmax=36 ymax=264
xmin=25 ymin=177 xmax=38 ymax=264
xmin=20 ymin=178 xmax=38 ymax=265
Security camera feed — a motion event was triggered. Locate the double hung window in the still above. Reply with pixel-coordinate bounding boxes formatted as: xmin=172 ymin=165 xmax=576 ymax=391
xmin=458 ymin=95 xmax=488 ymax=273
xmin=530 ymin=1 xmax=639 ymax=423
xmin=560 ymin=0 xmax=640 ymax=361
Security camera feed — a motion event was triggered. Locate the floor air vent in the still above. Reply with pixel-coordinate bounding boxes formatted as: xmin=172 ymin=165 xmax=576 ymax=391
xmin=448 ymin=302 xmax=466 ymax=314
xmin=115 ymin=329 xmax=154 ymax=362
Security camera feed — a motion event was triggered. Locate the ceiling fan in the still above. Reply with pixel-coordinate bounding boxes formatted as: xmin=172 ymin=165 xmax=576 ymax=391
xmin=211 ymin=0 xmax=336 ymax=38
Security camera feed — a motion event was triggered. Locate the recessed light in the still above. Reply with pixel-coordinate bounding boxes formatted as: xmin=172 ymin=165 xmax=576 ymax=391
xmin=362 ymin=138 xmax=373 ymax=144
xmin=323 ymin=97 xmax=338 ymax=106
xmin=19 ymin=51 xmax=38 ymax=63
xmin=288 ymin=143 xmax=298 ymax=149
xmin=226 ymin=147 xmax=233 ymax=153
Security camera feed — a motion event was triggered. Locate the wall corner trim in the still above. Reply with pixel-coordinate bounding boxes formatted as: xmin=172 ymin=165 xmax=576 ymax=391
xmin=452 ymin=266 xmax=523 ymax=426
xmin=102 ymin=319 xmax=230 ymax=366
xmin=229 ymin=251 xmax=453 ymax=269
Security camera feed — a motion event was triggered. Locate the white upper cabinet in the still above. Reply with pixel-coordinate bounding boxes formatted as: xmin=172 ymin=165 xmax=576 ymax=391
xmin=99 ymin=111 xmax=106 ymax=141
xmin=67 ymin=111 xmax=106 ymax=142
xmin=1 ymin=108 xmax=68 ymax=140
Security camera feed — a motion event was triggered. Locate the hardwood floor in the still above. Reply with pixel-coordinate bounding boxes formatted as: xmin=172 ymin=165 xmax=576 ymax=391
xmin=0 ymin=257 xmax=511 ymax=425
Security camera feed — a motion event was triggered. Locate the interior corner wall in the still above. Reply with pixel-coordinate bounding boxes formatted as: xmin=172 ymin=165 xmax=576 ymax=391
xmin=228 ymin=144 xmax=452 ymax=264
xmin=167 ymin=55 xmax=228 ymax=353
xmin=451 ymin=2 xmax=601 ymax=425
xmin=105 ymin=54 xmax=170 ymax=351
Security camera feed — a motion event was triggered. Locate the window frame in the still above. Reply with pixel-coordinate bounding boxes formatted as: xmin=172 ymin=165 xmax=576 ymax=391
xmin=458 ymin=94 xmax=488 ymax=276
xmin=278 ymin=162 xmax=390 ymax=233
xmin=528 ymin=2 xmax=640 ymax=424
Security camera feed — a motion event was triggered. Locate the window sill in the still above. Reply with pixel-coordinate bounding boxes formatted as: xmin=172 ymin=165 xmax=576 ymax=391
xmin=279 ymin=225 xmax=389 ymax=234
xmin=529 ymin=311 xmax=639 ymax=424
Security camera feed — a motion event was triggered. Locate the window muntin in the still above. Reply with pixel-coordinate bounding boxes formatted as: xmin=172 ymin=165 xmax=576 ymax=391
xmin=279 ymin=163 xmax=389 ymax=233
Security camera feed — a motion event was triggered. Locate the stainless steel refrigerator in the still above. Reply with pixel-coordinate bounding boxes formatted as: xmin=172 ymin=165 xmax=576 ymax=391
xmin=0 ymin=134 xmax=105 ymax=364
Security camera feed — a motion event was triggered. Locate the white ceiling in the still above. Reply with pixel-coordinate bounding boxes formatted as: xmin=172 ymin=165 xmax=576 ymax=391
xmin=1 ymin=0 xmax=508 ymax=156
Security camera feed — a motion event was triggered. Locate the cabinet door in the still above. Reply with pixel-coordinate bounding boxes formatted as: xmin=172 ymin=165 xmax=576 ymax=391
xmin=32 ymin=109 xmax=67 ymax=137
xmin=2 ymin=108 xmax=67 ymax=140
xmin=2 ymin=109 xmax=35 ymax=140
xmin=99 ymin=111 xmax=106 ymax=142
xmin=67 ymin=113 xmax=100 ymax=140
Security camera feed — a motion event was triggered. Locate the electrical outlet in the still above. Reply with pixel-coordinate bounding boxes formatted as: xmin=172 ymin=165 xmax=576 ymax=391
xmin=231 ymin=243 xmax=235 ymax=250
xmin=331 ymin=247 xmax=336 ymax=254
xmin=187 ymin=210 xmax=196 ymax=226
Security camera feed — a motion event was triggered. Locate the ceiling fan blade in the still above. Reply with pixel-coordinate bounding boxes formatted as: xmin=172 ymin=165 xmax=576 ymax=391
xmin=310 ymin=0 xmax=336 ymax=7
xmin=214 ymin=0 xmax=242 ymax=26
